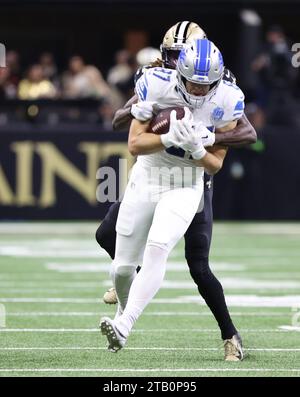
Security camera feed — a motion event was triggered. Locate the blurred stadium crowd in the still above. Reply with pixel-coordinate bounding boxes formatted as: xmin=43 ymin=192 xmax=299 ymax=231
xmin=0 ymin=21 xmax=299 ymax=132
xmin=0 ymin=45 xmax=161 ymax=129
xmin=245 ymin=24 xmax=299 ymax=130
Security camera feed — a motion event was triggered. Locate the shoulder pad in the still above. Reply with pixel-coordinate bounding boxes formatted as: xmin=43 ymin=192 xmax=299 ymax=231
xmin=135 ymin=67 xmax=175 ymax=102
xmin=214 ymin=81 xmax=245 ymax=127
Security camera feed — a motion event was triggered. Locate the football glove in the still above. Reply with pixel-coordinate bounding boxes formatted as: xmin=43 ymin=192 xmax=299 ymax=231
xmin=160 ymin=109 xmax=193 ymax=148
xmin=175 ymin=108 xmax=207 ymax=160
xmin=131 ymin=101 xmax=155 ymax=121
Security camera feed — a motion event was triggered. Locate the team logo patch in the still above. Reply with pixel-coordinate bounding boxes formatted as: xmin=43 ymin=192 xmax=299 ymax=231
xmin=212 ymin=107 xmax=224 ymax=121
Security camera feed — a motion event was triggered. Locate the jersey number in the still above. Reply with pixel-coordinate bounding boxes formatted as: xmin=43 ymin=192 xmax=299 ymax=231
xmin=152 ymin=67 xmax=172 ymax=82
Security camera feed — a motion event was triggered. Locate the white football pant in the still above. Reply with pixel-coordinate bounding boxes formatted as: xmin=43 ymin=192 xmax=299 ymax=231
xmin=110 ymin=163 xmax=203 ymax=337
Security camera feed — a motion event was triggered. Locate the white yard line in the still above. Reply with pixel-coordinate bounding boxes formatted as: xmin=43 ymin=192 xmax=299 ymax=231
xmin=278 ymin=326 xmax=300 ymax=332
xmin=0 ymin=282 xmax=105 ymax=287
xmin=2 ymin=279 xmax=300 ymax=290
xmin=0 ymin=247 xmax=106 ymax=258
xmin=0 ymin=223 xmax=98 ymax=235
xmin=1 ymin=295 xmax=300 ymax=307
xmin=1 ymin=222 xmax=300 ymax=236
xmin=0 ymin=298 xmax=101 ymax=303
xmin=0 ymin=289 xmax=100 ymax=293
xmin=0 ymin=347 xmax=300 ymax=352
xmin=45 ymin=262 xmax=246 ymax=273
xmin=6 ymin=312 xmax=108 ymax=316
xmin=1 ymin=243 xmax=300 ymax=259
xmin=4 ymin=311 xmax=291 ymax=317
xmin=101 ymin=279 xmax=300 ymax=290
xmin=2 ymin=272 xmax=300 ymax=282
xmin=212 ymin=252 xmax=300 ymax=258
xmin=0 ymin=328 xmax=293 ymax=333
xmin=3 ymin=279 xmax=300 ymax=292
xmin=0 ymin=368 xmax=299 ymax=373
xmin=0 ymin=274 xmax=67 ymax=279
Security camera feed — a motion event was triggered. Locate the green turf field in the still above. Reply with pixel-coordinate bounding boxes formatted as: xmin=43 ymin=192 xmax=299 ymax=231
xmin=0 ymin=222 xmax=300 ymax=377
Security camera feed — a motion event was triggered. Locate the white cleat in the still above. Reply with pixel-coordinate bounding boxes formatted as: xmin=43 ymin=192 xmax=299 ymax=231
xmin=100 ymin=316 xmax=126 ymax=353
xmin=103 ymin=287 xmax=118 ymax=305
xmin=224 ymin=333 xmax=244 ymax=362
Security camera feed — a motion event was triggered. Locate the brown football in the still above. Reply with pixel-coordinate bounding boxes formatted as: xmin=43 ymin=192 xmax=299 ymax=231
xmin=149 ymin=107 xmax=185 ymax=135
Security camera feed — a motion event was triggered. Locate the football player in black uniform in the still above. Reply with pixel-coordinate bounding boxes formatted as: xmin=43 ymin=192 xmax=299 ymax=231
xmin=96 ymin=21 xmax=257 ymax=361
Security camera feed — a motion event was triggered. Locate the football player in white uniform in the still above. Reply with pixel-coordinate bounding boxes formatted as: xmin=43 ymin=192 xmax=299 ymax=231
xmin=100 ymin=39 xmax=245 ymax=361
xmin=98 ymin=21 xmax=253 ymax=361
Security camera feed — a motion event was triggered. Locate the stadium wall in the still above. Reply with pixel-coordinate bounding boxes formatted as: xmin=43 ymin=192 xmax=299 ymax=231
xmin=0 ymin=129 xmax=132 ymax=220
xmin=0 ymin=126 xmax=298 ymax=221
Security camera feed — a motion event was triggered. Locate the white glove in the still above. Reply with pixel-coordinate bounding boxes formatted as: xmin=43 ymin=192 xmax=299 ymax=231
xmin=178 ymin=128 xmax=207 ymax=160
xmin=174 ymin=108 xmax=207 ymax=160
xmin=131 ymin=101 xmax=155 ymax=121
xmin=195 ymin=121 xmax=215 ymax=147
xmin=160 ymin=109 xmax=192 ymax=148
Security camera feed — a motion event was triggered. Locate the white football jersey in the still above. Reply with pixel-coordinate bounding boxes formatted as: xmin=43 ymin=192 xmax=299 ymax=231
xmin=134 ymin=67 xmax=245 ymax=187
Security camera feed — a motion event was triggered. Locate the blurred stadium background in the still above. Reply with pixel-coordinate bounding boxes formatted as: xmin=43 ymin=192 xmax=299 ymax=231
xmin=1 ymin=0 xmax=300 ymax=377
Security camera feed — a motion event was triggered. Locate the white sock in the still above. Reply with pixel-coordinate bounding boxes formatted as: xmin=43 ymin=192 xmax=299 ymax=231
xmin=111 ymin=261 xmax=137 ymax=312
xmin=115 ymin=244 xmax=169 ymax=337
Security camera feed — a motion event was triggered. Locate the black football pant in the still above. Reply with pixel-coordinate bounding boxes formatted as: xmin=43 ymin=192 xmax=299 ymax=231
xmin=184 ymin=175 xmax=237 ymax=339
xmin=96 ymin=175 xmax=237 ymax=340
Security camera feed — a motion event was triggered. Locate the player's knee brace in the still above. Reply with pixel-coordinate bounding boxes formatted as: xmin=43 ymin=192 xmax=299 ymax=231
xmin=112 ymin=262 xmax=137 ymax=278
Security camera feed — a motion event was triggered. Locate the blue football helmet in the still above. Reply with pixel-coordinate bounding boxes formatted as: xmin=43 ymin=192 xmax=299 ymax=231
xmin=176 ymin=39 xmax=225 ymax=107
